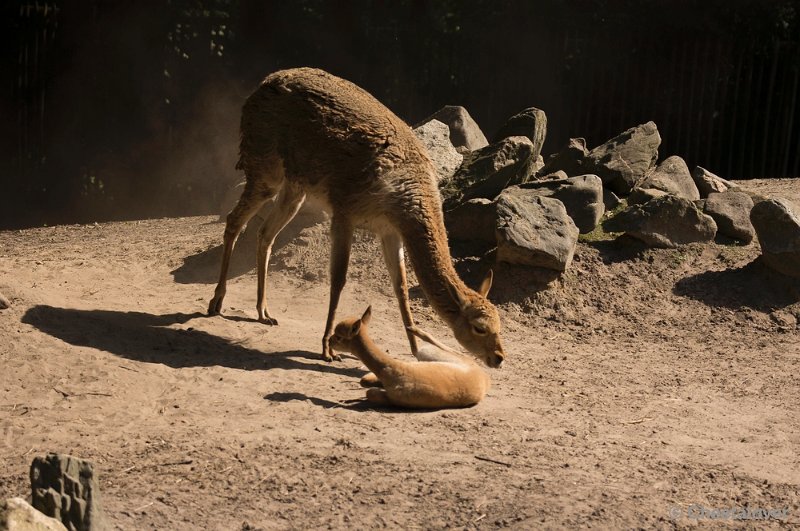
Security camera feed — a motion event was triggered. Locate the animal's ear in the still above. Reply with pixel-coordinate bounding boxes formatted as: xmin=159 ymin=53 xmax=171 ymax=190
xmin=349 ymin=320 xmax=362 ymax=337
xmin=478 ymin=269 xmax=493 ymax=297
xmin=361 ymin=305 xmax=372 ymax=325
xmin=446 ymin=282 xmax=468 ymax=312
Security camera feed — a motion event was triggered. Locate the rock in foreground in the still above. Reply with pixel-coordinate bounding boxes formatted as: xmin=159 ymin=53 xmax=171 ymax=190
xmin=492 ymin=107 xmax=547 ymax=161
xmin=442 ymin=136 xmax=535 ymax=207
xmin=0 ymin=498 xmax=68 ymax=531
xmin=692 ymin=166 xmax=738 ymax=197
xmin=704 ymin=191 xmax=755 ymax=243
xmin=444 ymin=198 xmax=496 ymax=243
xmin=416 ymin=105 xmax=488 ymax=151
xmin=750 ymin=198 xmax=800 ymax=277
xmin=604 ymin=195 xmax=717 ymax=247
xmin=585 ymin=121 xmax=661 ymax=195
xmin=539 ymin=137 xmax=588 ymax=177
xmin=512 ymin=174 xmax=605 ymax=233
xmin=637 ymin=155 xmax=700 ymax=200
xmin=413 ymin=119 xmax=463 ymax=183
xmin=495 ymin=190 xmax=578 ymax=271
xmin=31 ymin=454 xmax=107 ymax=531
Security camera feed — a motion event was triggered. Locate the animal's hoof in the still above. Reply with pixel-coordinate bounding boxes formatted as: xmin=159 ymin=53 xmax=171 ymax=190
xmin=322 ymin=351 xmax=342 ymax=363
xmin=259 ymin=317 xmax=279 ymax=326
xmin=208 ymin=298 xmax=222 ymax=315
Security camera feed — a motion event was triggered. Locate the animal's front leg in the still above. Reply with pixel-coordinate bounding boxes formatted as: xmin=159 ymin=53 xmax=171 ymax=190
xmin=380 ymin=232 xmax=419 ymax=355
xmin=359 ymin=372 xmax=383 ymax=388
xmin=322 ymin=218 xmax=353 ymax=362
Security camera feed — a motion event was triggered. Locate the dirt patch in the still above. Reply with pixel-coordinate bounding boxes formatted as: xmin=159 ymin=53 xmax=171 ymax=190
xmin=1 ymin=181 xmax=799 ymax=529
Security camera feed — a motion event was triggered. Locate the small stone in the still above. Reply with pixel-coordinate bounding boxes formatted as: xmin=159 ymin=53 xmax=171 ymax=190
xmin=603 ymin=189 xmax=622 ymax=210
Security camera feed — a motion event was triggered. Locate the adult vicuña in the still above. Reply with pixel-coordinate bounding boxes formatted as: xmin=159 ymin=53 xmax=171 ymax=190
xmin=208 ymin=67 xmax=505 ymax=367
xmin=330 ymin=306 xmax=491 ymax=408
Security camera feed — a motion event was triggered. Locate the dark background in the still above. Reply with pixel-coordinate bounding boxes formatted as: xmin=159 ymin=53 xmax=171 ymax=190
xmin=1 ymin=0 xmax=799 ymax=229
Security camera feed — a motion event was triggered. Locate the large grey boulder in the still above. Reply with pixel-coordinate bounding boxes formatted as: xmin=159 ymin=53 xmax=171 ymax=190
xmin=692 ymin=166 xmax=738 ymax=197
xmin=495 ymin=190 xmax=579 ymax=271
xmin=511 ymin=174 xmax=605 ymax=233
xmin=492 ymin=107 xmax=547 ymax=161
xmin=750 ymin=198 xmax=800 ymax=277
xmin=638 ymin=155 xmax=700 ymax=200
xmin=539 ymin=137 xmax=588 ymax=177
xmin=413 ymin=119 xmax=463 ymax=184
xmin=31 ymin=454 xmax=107 ymax=531
xmin=416 ymin=105 xmax=488 ymax=151
xmin=1 ymin=498 xmax=67 ymax=531
xmin=585 ymin=121 xmax=661 ymax=195
xmin=704 ymin=191 xmax=755 ymax=243
xmin=604 ymin=195 xmax=717 ymax=248
xmin=441 ymin=136 xmax=535 ymax=208
xmin=444 ymin=198 xmax=496 ymax=244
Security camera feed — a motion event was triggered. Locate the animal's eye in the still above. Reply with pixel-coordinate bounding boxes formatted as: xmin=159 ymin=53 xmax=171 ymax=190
xmin=471 ymin=324 xmax=487 ymax=336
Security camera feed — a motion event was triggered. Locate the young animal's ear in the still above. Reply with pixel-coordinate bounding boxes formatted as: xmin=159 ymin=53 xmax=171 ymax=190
xmin=478 ymin=269 xmax=493 ymax=298
xmin=446 ymin=283 xmax=468 ymax=312
xmin=349 ymin=320 xmax=362 ymax=337
xmin=361 ymin=305 xmax=372 ymax=326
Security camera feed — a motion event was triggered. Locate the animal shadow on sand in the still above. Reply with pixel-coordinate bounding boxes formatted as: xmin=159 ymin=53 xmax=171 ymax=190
xmin=263 ymin=391 xmax=462 ymax=413
xmin=673 ymin=258 xmax=800 ymax=311
xmin=21 ymin=305 xmax=364 ymax=378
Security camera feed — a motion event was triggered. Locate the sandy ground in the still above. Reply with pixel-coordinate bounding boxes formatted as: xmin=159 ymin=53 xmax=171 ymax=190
xmin=1 ymin=179 xmax=799 ymax=529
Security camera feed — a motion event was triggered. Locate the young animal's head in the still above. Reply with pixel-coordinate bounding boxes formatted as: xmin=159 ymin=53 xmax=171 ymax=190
xmin=448 ymin=270 xmax=505 ymax=368
xmin=329 ymin=306 xmax=373 ymax=353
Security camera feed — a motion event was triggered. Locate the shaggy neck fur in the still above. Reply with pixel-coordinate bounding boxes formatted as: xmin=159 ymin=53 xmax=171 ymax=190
xmin=395 ymin=194 xmax=470 ymax=328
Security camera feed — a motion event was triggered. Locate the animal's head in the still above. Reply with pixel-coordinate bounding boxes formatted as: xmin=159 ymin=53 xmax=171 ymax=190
xmin=329 ymin=306 xmax=372 ymax=353
xmin=448 ymin=270 xmax=505 ymax=368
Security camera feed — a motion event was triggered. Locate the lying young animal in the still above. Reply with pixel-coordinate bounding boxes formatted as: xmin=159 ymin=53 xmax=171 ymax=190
xmin=329 ymin=307 xmax=490 ymax=409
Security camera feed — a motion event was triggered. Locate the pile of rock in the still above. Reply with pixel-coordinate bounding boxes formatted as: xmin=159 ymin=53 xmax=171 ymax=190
xmin=414 ymin=106 xmax=800 ymax=278
xmin=1 ymin=453 xmax=107 ymax=531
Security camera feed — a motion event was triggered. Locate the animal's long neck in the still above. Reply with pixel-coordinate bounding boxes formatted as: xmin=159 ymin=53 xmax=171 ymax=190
xmin=396 ymin=200 xmax=469 ymax=327
xmin=352 ymin=331 xmax=398 ymax=379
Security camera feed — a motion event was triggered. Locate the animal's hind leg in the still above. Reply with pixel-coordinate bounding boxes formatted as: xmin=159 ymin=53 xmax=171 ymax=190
xmin=359 ymin=372 xmax=383 ymax=388
xmin=256 ymin=184 xmax=306 ymax=324
xmin=380 ymin=232 xmax=419 ymax=355
xmin=209 ymin=179 xmax=274 ymax=315
xmin=365 ymin=388 xmax=392 ymax=406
